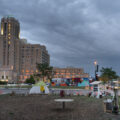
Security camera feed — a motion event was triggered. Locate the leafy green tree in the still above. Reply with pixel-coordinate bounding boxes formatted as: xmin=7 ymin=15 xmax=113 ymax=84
xmin=25 ymin=75 xmax=35 ymax=84
xmin=100 ymin=67 xmax=118 ymax=83
xmin=36 ymin=63 xmax=53 ymax=81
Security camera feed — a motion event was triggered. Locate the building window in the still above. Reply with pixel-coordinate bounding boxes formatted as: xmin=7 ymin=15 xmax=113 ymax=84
xmin=6 ymin=76 xmax=8 ymax=79
xmin=1 ymin=25 xmax=3 ymax=35
xmin=2 ymin=76 xmax=4 ymax=79
xmin=8 ymin=41 xmax=10 ymax=44
xmin=31 ymin=59 xmax=33 ymax=64
xmin=4 ymin=23 xmax=7 ymax=36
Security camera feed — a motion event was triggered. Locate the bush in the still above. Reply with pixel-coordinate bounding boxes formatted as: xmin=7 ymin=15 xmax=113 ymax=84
xmin=0 ymin=81 xmax=7 ymax=85
xmin=25 ymin=75 xmax=35 ymax=84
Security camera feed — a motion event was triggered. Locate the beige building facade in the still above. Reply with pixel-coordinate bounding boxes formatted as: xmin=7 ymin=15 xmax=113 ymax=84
xmin=0 ymin=16 xmax=50 ymax=83
xmin=53 ymin=67 xmax=89 ymax=79
xmin=20 ymin=44 xmax=49 ymax=82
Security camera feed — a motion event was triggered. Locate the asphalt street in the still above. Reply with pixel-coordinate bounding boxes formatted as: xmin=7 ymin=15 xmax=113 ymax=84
xmin=0 ymin=88 xmax=30 ymax=94
xmin=0 ymin=88 xmax=90 ymax=95
xmin=0 ymin=88 xmax=120 ymax=96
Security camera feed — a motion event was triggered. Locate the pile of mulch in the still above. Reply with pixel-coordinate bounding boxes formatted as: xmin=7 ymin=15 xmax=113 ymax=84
xmin=0 ymin=94 xmax=119 ymax=120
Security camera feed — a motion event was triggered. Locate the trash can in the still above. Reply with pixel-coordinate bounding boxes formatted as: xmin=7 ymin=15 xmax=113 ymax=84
xmin=100 ymin=94 xmax=102 ymax=98
xmin=103 ymin=99 xmax=113 ymax=113
xmin=113 ymin=105 xmax=119 ymax=114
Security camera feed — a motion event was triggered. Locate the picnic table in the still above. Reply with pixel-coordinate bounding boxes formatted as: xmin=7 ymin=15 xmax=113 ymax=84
xmin=54 ymin=99 xmax=74 ymax=109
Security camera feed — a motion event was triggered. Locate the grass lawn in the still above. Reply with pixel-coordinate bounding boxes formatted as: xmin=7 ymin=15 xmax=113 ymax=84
xmin=0 ymin=94 xmax=119 ymax=120
xmin=0 ymin=85 xmax=86 ymax=89
xmin=50 ymin=86 xmax=86 ymax=89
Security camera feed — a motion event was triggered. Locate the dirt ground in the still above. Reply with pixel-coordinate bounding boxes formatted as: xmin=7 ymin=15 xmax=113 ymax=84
xmin=0 ymin=94 xmax=119 ymax=120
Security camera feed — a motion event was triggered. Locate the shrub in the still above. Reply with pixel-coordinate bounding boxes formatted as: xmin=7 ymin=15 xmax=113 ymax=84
xmin=25 ymin=75 xmax=35 ymax=84
xmin=0 ymin=81 xmax=7 ymax=85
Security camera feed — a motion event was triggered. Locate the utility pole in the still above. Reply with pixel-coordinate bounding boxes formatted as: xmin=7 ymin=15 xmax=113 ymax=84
xmin=94 ymin=60 xmax=99 ymax=81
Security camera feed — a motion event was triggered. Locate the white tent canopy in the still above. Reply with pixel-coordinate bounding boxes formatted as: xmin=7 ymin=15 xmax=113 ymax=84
xmin=29 ymin=81 xmax=49 ymax=94
xmin=90 ymin=81 xmax=101 ymax=85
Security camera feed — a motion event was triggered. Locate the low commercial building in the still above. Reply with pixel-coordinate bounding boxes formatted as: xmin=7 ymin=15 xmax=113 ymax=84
xmin=52 ymin=67 xmax=89 ymax=86
xmin=53 ymin=67 xmax=89 ymax=79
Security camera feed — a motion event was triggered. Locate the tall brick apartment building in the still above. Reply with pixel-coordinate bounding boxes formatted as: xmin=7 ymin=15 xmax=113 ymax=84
xmin=0 ymin=16 xmax=50 ymax=83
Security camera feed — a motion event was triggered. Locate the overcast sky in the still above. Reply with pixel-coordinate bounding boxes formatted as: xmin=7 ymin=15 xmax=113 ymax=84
xmin=0 ymin=0 xmax=120 ymax=76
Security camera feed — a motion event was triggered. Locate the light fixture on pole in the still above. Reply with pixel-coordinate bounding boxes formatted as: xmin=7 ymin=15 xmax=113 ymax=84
xmin=94 ymin=60 xmax=97 ymax=66
xmin=94 ymin=60 xmax=99 ymax=81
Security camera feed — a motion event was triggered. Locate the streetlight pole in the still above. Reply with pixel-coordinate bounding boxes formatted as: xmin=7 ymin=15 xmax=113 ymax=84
xmin=113 ymin=81 xmax=119 ymax=114
xmin=94 ymin=60 xmax=97 ymax=81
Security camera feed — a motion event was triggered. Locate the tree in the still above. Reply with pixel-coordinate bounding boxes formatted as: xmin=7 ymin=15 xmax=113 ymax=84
xmin=100 ymin=67 xmax=118 ymax=83
xmin=36 ymin=63 xmax=53 ymax=82
xmin=25 ymin=75 xmax=35 ymax=84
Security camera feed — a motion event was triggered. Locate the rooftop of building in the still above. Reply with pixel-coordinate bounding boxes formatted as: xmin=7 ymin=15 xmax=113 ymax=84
xmin=1 ymin=16 xmax=19 ymax=23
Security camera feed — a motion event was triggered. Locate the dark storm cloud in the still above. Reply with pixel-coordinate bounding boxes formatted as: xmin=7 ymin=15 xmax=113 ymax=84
xmin=91 ymin=0 xmax=120 ymax=16
xmin=1 ymin=0 xmax=120 ymax=76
